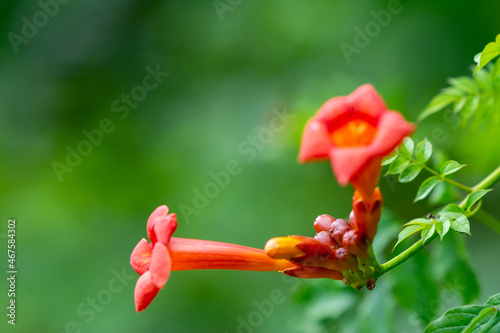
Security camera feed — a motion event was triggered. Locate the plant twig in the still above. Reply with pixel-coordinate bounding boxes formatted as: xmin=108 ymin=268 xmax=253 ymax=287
xmin=376 ymin=234 xmax=437 ymax=277
xmin=377 ymin=164 xmax=500 ymax=276
xmin=472 ymin=165 xmax=500 ymax=191
xmin=421 ymin=164 xmax=473 ymax=192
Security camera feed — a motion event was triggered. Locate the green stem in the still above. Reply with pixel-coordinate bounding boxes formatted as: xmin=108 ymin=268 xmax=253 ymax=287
xmin=473 ymin=209 xmax=500 ymax=235
xmin=366 ymin=243 xmax=383 ymax=275
xmin=420 ymin=163 xmax=473 ymax=193
xmin=458 ymin=164 xmax=500 ymax=233
xmin=376 ymin=234 xmax=437 ymax=277
xmin=472 ymin=165 xmax=500 ymax=191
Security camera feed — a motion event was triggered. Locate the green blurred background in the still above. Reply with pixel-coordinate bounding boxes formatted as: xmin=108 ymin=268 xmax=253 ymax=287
xmin=1 ymin=0 xmax=500 ymax=332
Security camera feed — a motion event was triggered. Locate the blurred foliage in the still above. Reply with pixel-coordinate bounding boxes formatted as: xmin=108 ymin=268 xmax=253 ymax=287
xmin=419 ymin=56 xmax=500 ymax=128
xmin=1 ymin=0 xmax=500 ymax=332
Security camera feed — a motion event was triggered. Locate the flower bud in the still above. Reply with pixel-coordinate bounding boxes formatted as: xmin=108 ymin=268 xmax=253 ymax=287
xmin=330 ymin=218 xmax=352 ymax=245
xmin=335 ymin=247 xmax=358 ymax=272
xmin=348 ymin=210 xmax=358 ymax=231
xmin=342 ymin=230 xmax=368 ymax=259
xmin=314 ymin=231 xmax=339 ymax=249
xmin=264 ymin=237 xmax=305 ymax=260
xmin=351 ymin=187 xmax=383 ymax=243
xmin=314 ymin=214 xmax=336 ymax=233
xmin=295 ymin=237 xmax=334 ymax=261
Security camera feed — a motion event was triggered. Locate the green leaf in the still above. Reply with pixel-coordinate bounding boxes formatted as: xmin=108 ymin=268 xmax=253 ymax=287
xmin=419 ymin=92 xmax=462 ymax=121
xmin=464 ymin=307 xmax=499 ymax=333
xmin=473 ymin=65 xmax=481 ymax=75
xmin=425 ymin=292 xmax=500 ymax=333
xmin=479 ymin=34 xmax=500 ymax=68
xmin=439 ymin=213 xmax=460 ymax=221
xmin=415 ymin=138 xmax=433 ymax=163
xmin=448 ymin=76 xmax=477 ymax=95
xmin=439 ymin=205 xmax=470 ymax=235
xmin=474 ymin=68 xmax=492 ymax=92
xmin=441 ymin=204 xmax=466 ymax=215
xmin=474 ymin=52 xmax=482 ymax=64
xmin=434 ymin=219 xmax=450 ymax=241
xmin=399 ymin=163 xmax=423 ymax=183
xmin=393 ymin=225 xmax=424 ymax=252
xmin=440 ymin=160 xmax=466 ymax=175
xmin=493 ymin=56 xmax=500 ymax=78
xmin=385 ymin=156 xmax=409 ymax=175
xmin=453 ymin=95 xmax=468 ymax=114
xmin=473 ymin=52 xmax=482 ymax=75
xmin=381 ymin=152 xmax=398 ymax=166
xmin=399 ymin=137 xmax=414 ymax=157
xmin=450 ymin=214 xmax=471 ymax=235
xmin=428 ymin=182 xmax=457 ymax=206
xmin=441 ymin=219 xmax=450 ymax=239
xmin=435 ymin=221 xmax=443 ymax=240
xmin=460 ymin=95 xmax=481 ymax=127
xmin=424 ymin=305 xmax=499 ymax=333
xmin=403 ymin=218 xmax=432 ymax=228
xmin=414 ymin=176 xmax=442 ymax=202
xmin=421 ymin=224 xmax=436 ymax=245
xmin=486 ymin=293 xmax=500 ymax=306
xmin=465 ymin=189 xmax=492 ymax=212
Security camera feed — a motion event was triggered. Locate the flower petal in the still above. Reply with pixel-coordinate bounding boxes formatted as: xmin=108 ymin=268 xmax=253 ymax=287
xmin=134 ymin=271 xmax=160 ymax=312
xmin=329 ymin=146 xmax=373 ymax=186
xmin=282 ymin=266 xmax=344 ymax=280
xmin=315 ymin=96 xmax=349 ymax=123
xmin=346 ymin=84 xmax=386 ymax=119
xmin=370 ymin=110 xmax=416 ymax=156
xmin=294 ymin=236 xmax=336 ymax=260
xmin=153 ymin=213 xmax=178 ymax=245
xmin=298 ymin=119 xmax=332 ymax=163
xmin=147 ymin=205 xmax=169 ymax=243
xmin=150 ymin=242 xmax=171 ymax=289
xmin=351 ymin=158 xmax=382 ymax=201
xmin=264 ymin=236 xmax=306 ymax=260
xmin=168 ymin=238 xmax=297 ymax=272
xmin=130 ymin=238 xmax=153 ymax=275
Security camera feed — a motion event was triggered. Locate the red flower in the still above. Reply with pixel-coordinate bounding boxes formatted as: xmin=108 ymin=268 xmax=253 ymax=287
xmin=298 ymin=84 xmax=415 ymax=200
xmin=130 ymin=206 xmax=298 ymax=312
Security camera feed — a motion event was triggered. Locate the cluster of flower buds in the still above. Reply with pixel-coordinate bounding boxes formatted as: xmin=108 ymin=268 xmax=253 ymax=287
xmin=265 ymin=204 xmax=382 ymax=289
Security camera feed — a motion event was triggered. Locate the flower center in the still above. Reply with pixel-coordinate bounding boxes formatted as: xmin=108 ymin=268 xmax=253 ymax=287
xmin=330 ymin=119 xmax=377 ymax=147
